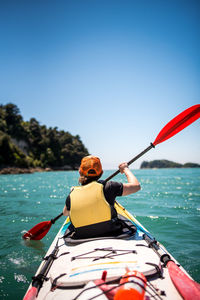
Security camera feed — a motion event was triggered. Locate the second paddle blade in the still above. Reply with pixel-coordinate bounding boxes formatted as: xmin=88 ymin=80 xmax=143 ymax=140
xmin=23 ymin=220 xmax=52 ymax=240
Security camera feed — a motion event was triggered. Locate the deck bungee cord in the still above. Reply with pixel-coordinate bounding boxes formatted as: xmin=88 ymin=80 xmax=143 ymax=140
xmin=25 ymin=229 xmax=165 ymax=300
xmin=72 ymin=277 xmax=164 ymax=300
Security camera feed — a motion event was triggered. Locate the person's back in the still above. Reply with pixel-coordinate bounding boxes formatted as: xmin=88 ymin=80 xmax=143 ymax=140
xmin=63 ymin=155 xmax=141 ymax=238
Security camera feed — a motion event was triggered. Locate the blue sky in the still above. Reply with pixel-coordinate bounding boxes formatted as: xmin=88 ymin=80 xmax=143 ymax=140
xmin=0 ymin=0 xmax=199 ymax=169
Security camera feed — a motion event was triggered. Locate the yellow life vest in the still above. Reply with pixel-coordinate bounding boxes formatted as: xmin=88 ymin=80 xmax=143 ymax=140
xmin=70 ymin=181 xmax=111 ymax=228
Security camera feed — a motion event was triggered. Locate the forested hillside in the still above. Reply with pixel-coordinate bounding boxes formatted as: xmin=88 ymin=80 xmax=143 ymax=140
xmin=0 ymin=103 xmax=89 ymax=171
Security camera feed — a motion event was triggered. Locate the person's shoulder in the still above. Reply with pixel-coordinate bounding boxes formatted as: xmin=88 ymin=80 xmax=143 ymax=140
xmin=102 ymin=181 xmax=123 ymax=197
xmin=107 ymin=180 xmax=121 ymax=185
xmin=99 ymin=180 xmax=122 ymax=189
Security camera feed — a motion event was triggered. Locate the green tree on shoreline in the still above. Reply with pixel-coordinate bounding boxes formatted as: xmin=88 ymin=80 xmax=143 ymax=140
xmin=0 ymin=103 xmax=89 ymax=169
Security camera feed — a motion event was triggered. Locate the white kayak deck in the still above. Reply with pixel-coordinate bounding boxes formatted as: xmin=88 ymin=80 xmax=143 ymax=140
xmin=30 ymin=224 xmax=185 ymax=300
xmin=24 ymin=201 xmax=193 ymax=300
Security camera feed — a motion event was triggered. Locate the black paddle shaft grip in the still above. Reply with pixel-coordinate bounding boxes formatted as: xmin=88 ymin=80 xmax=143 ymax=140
xmin=104 ymin=143 xmax=155 ymax=183
xmin=51 ymin=213 xmax=63 ymax=224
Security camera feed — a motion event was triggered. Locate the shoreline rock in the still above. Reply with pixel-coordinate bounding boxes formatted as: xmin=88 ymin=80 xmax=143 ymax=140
xmin=0 ymin=167 xmax=48 ymax=174
xmin=0 ymin=166 xmax=78 ymax=174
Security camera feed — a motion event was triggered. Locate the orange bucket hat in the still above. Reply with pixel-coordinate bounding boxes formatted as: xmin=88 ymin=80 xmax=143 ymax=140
xmin=79 ymin=156 xmax=103 ymax=177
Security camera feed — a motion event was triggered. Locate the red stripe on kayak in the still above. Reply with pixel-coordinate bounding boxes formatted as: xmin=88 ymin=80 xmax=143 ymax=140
xmin=168 ymin=261 xmax=200 ymax=300
xmin=23 ymin=286 xmax=37 ymax=300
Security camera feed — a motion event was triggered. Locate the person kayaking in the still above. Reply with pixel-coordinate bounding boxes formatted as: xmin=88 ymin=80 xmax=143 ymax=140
xmin=62 ymin=155 xmax=141 ymax=238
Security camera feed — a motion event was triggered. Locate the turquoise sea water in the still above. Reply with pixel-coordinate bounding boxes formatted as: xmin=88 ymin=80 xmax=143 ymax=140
xmin=0 ymin=168 xmax=200 ymax=299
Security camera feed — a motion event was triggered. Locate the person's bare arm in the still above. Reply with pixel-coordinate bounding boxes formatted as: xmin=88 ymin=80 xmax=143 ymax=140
xmin=119 ymin=162 xmax=141 ymax=196
xmin=63 ymin=205 xmax=70 ymax=216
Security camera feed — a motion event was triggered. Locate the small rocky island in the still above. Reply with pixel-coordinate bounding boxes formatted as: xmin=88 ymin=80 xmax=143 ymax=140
xmin=140 ymin=160 xmax=200 ymax=169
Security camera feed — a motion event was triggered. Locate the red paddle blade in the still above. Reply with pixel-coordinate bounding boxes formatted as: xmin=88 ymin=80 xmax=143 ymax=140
xmin=22 ymin=221 xmax=52 ymax=240
xmin=168 ymin=261 xmax=200 ymax=300
xmin=153 ymin=104 xmax=200 ymax=146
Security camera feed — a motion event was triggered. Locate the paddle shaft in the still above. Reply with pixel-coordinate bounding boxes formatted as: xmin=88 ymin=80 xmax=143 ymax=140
xmin=104 ymin=143 xmax=154 ymax=183
xmin=51 ymin=212 xmax=63 ymax=223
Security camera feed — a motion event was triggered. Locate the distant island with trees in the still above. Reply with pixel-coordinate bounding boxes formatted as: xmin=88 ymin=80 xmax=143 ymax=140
xmin=0 ymin=103 xmax=89 ymax=174
xmin=140 ymin=160 xmax=200 ymax=169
